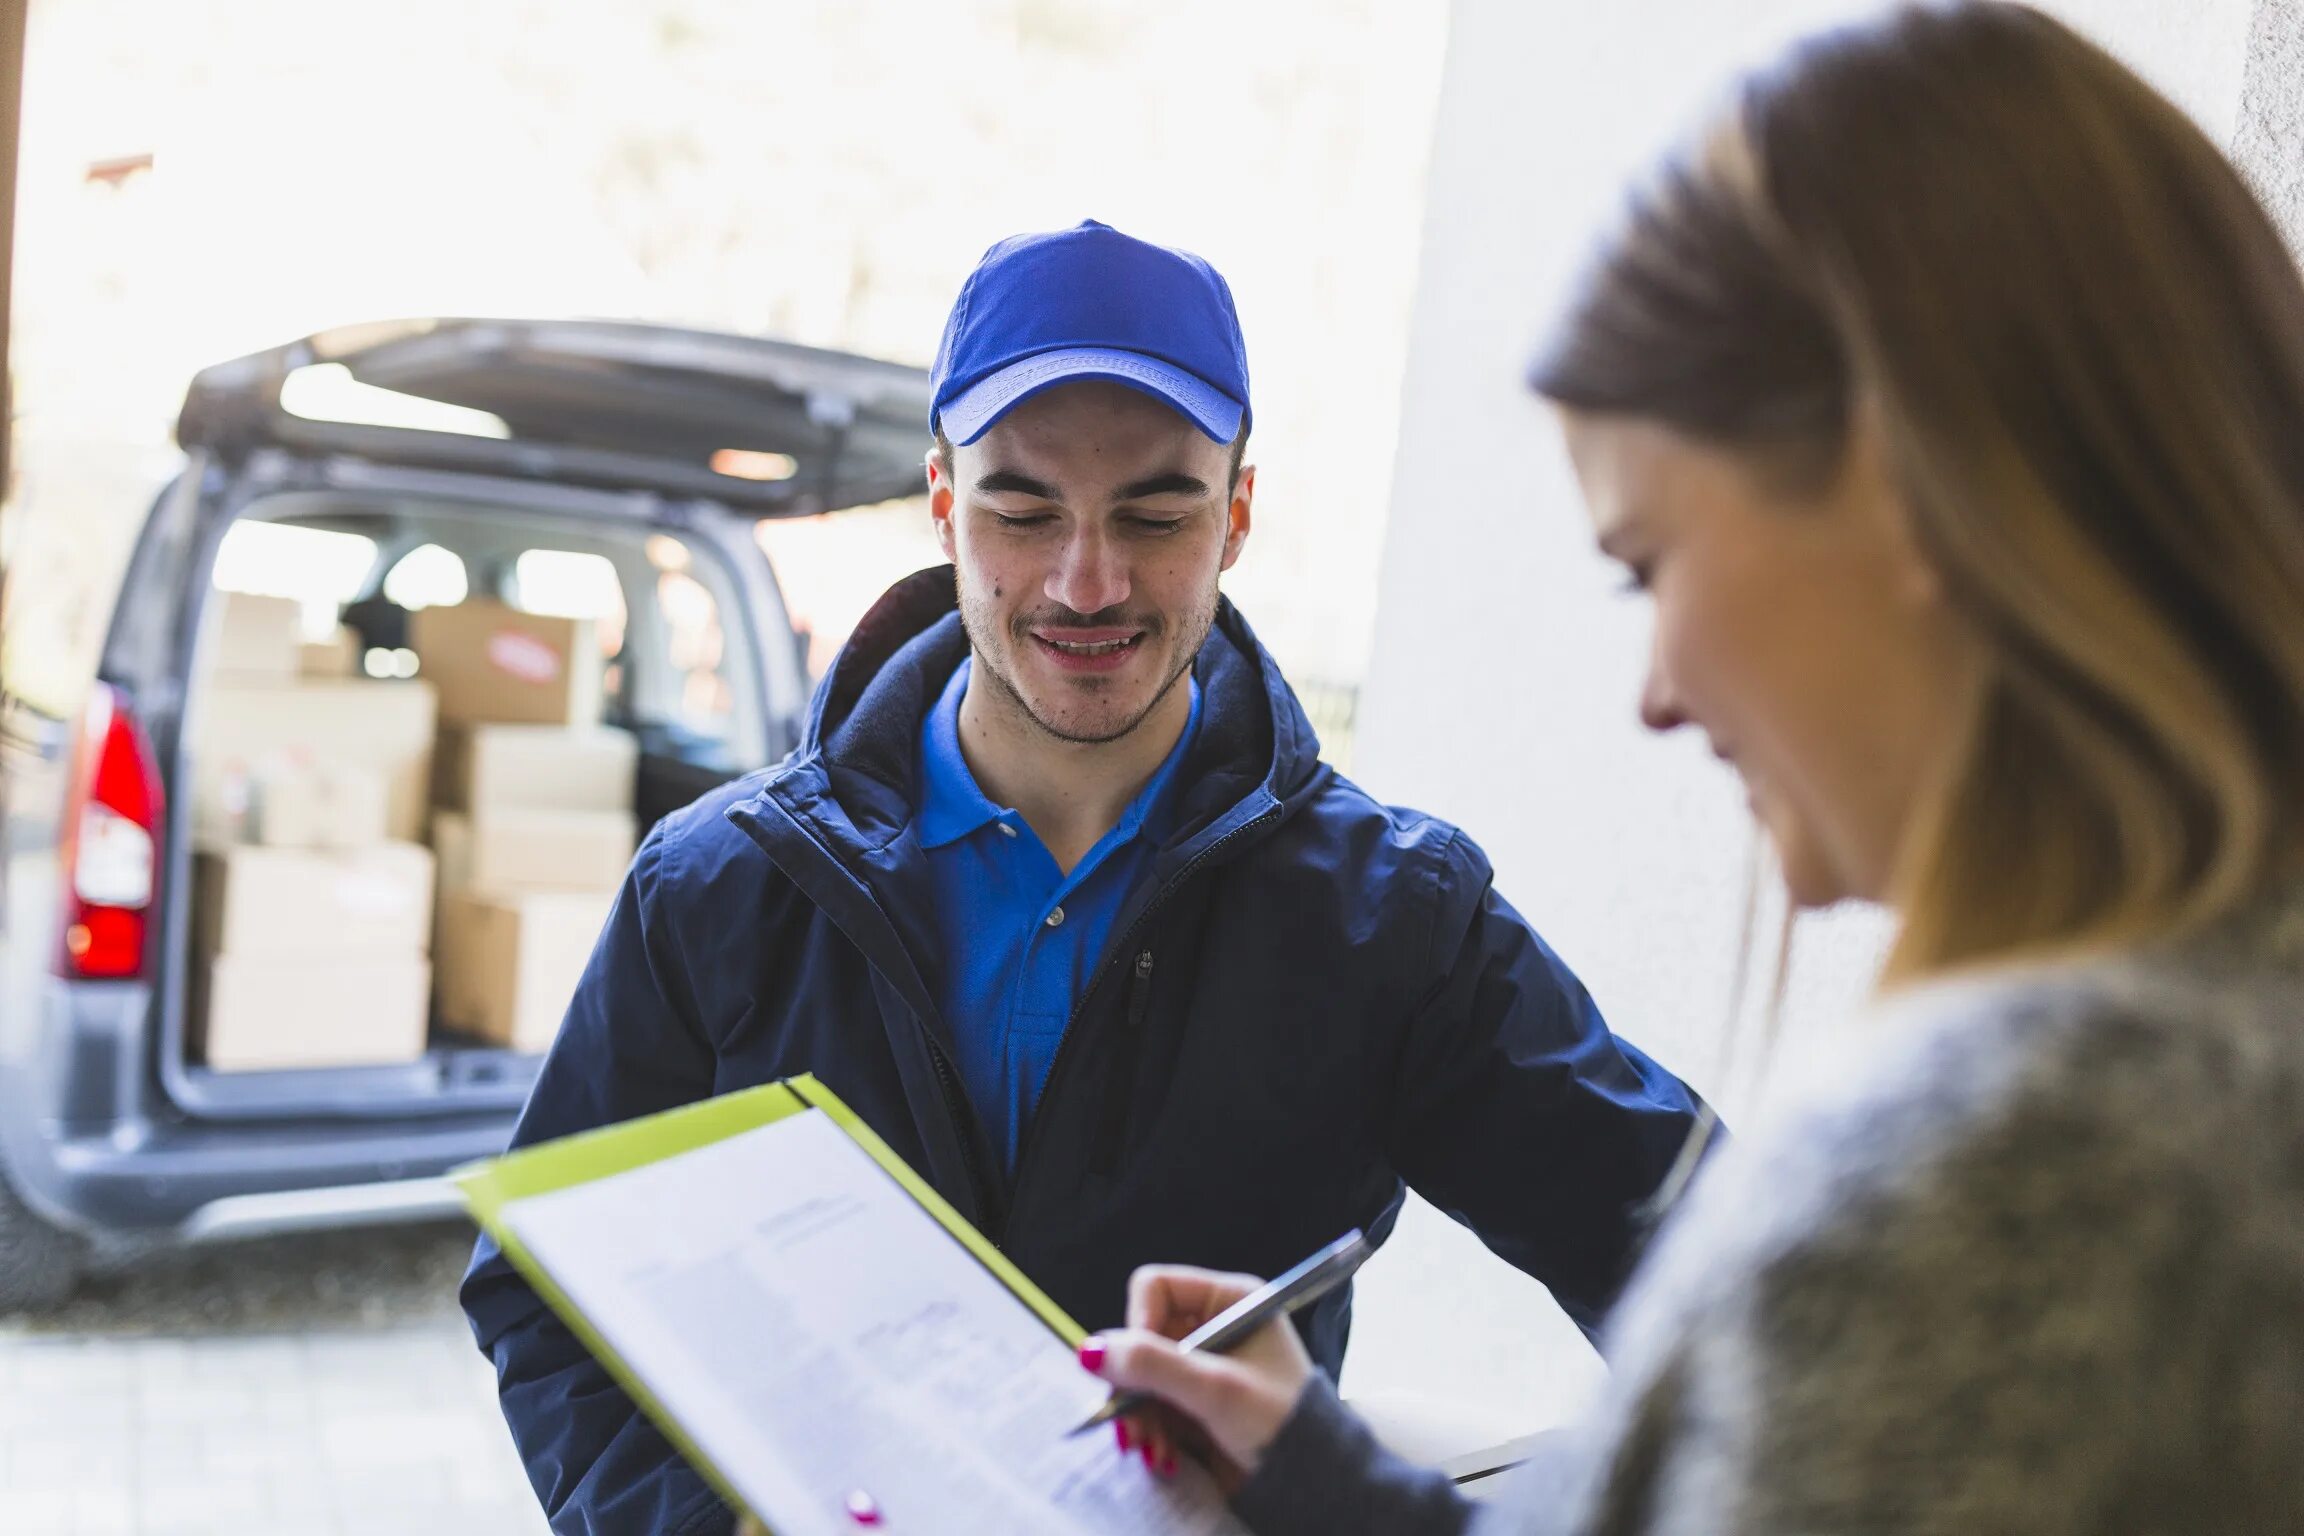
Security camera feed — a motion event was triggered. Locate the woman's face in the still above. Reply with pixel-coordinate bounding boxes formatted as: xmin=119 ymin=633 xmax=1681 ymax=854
xmin=1561 ymin=412 xmax=1980 ymax=910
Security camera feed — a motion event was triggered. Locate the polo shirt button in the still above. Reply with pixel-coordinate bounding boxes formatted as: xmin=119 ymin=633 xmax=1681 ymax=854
xmin=997 ymin=822 xmax=1018 ymax=838
xmin=1045 ymin=907 xmax=1065 ymax=928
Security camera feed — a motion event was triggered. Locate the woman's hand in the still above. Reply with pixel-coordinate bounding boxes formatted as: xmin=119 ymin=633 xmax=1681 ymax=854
xmin=1078 ymin=1265 xmax=1316 ymax=1491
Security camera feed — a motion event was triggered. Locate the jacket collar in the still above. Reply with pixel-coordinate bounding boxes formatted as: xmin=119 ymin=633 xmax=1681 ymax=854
xmin=912 ymin=658 xmax=1005 ymax=851
xmin=722 ymin=567 xmax=1326 ymax=1208
xmin=752 ymin=564 xmax=1326 ymax=869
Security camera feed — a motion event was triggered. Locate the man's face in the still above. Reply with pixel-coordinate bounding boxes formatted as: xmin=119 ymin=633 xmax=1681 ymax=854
xmin=929 ymin=380 xmax=1253 ymax=745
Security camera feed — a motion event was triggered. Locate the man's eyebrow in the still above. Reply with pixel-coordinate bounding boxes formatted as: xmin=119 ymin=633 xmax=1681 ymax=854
xmin=973 ymin=469 xmax=1059 ymax=499
xmin=1114 ymin=472 xmax=1213 ymax=501
xmin=970 ymin=469 xmax=1215 ymax=502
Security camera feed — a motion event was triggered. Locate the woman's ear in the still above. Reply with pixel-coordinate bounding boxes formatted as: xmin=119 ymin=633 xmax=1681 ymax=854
xmin=1846 ymin=410 xmax=1946 ymax=612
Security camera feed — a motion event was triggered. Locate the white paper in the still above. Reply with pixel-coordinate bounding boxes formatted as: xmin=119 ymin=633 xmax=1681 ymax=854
xmin=506 ymin=1109 xmax=1246 ymax=1536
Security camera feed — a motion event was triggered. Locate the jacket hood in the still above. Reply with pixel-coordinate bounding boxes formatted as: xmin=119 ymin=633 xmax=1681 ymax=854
xmin=766 ymin=565 xmax=1327 ymax=864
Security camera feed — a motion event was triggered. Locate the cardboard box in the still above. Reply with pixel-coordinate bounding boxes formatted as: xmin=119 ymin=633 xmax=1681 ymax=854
xmin=208 ymin=591 xmax=303 ymax=680
xmin=195 ymin=953 xmax=430 ymax=1071
xmin=195 ymin=679 xmax=436 ymax=841
xmin=194 ymin=842 xmax=435 ymax=960
xmin=193 ymin=753 xmax=389 ymax=851
xmin=436 ymin=889 xmax=614 ymax=1052
xmin=431 ymin=808 xmax=634 ymax=896
xmin=410 ymin=600 xmax=603 ymax=728
xmin=300 ymin=626 xmax=363 ymax=679
xmin=248 ymin=757 xmax=389 ymax=849
xmin=433 ymin=723 xmax=637 ymax=814
xmin=191 ymin=766 xmax=254 ymax=850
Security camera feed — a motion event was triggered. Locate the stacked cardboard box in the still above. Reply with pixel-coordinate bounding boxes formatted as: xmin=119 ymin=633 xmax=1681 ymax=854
xmin=413 ymin=602 xmax=634 ymax=1054
xmin=195 ymin=678 xmax=437 ymax=840
xmin=193 ymin=750 xmax=390 ymax=852
xmin=411 ymin=599 xmax=603 ymax=728
xmin=209 ymin=592 xmax=304 ymax=681
xmin=190 ymin=843 xmax=434 ymax=1070
xmin=299 ymin=624 xmax=363 ymax=680
xmin=190 ymin=592 xmax=437 ymax=1071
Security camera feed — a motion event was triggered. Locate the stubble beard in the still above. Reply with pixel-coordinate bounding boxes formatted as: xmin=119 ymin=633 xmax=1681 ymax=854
xmin=954 ymin=572 xmax=1217 ymax=747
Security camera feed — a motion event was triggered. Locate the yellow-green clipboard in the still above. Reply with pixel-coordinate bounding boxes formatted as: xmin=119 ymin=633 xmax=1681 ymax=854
xmin=453 ymin=1074 xmax=1086 ymax=1529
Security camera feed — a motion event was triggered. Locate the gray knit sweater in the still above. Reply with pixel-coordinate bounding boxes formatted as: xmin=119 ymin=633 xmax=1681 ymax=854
xmin=1232 ymin=877 xmax=2304 ymax=1535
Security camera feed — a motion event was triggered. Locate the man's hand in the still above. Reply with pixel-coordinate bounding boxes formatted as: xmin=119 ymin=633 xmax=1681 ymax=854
xmin=1079 ymin=1264 xmax=1316 ymax=1492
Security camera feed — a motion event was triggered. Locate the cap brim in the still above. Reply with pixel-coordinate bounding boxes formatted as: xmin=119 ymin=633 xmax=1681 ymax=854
xmin=940 ymin=348 xmax=1244 ymax=446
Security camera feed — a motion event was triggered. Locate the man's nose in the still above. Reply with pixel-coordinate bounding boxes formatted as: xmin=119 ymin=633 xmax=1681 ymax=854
xmin=1046 ymin=527 xmax=1131 ymax=617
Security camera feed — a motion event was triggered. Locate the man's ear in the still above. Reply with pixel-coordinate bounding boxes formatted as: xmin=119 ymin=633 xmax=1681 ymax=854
xmin=928 ymin=447 xmax=958 ymax=563
xmin=1220 ymin=464 xmax=1255 ymax=573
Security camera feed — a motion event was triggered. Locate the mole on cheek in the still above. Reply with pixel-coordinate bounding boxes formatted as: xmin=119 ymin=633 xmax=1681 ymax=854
xmin=993 ymin=582 xmax=1003 ymax=599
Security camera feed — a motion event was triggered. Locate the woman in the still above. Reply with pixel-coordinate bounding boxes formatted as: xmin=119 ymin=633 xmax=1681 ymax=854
xmin=1081 ymin=3 xmax=2304 ymax=1530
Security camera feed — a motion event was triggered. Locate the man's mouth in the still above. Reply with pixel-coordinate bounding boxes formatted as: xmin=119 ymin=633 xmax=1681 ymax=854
xmin=1030 ymin=629 xmax=1146 ymax=670
xmin=1041 ymin=636 xmax=1135 ymax=655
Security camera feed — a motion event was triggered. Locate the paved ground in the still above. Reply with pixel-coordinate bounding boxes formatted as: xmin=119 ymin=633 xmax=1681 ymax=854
xmin=0 ymin=1221 xmax=550 ymax=1536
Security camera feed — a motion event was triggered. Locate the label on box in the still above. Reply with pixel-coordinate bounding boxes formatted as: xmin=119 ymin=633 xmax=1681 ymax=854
xmin=488 ymin=632 xmax=564 ymax=685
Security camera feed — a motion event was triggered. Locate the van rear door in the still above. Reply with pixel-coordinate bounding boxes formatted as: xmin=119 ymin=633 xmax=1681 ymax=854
xmin=175 ymin=317 xmax=933 ymax=519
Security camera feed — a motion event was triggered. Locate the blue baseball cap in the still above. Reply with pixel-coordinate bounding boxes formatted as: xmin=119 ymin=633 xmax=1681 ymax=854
xmin=930 ymin=219 xmax=1251 ymax=447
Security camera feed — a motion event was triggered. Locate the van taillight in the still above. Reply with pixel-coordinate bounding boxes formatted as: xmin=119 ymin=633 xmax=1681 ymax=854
xmin=57 ymin=685 xmax=165 ymax=980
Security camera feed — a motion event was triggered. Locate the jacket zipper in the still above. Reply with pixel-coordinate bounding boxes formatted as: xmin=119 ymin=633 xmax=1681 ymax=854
xmin=1130 ymin=950 xmax=1157 ymax=1030
xmin=1089 ymin=949 xmax=1157 ymax=1177
xmin=728 ymin=803 xmax=997 ymax=1232
xmin=922 ymin=1030 xmax=996 ymax=1230
xmin=993 ymin=805 xmax=1280 ymax=1248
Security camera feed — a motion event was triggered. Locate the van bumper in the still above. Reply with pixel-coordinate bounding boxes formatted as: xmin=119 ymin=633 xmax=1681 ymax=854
xmin=26 ymin=1117 xmax=512 ymax=1240
xmin=1 ymin=978 xmax=516 ymax=1243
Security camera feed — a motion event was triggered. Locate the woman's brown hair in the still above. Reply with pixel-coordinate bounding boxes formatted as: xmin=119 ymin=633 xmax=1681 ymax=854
xmin=1530 ymin=1 xmax=2304 ymax=982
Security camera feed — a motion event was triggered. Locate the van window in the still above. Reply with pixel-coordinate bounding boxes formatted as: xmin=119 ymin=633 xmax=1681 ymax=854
xmin=657 ymin=569 xmax=731 ymax=734
xmin=381 ymin=543 xmax=470 ymax=611
xmin=411 ymin=535 xmax=758 ymax=772
xmin=616 ymin=537 xmax=751 ymax=768
xmin=226 ymin=506 xmax=768 ymax=775
xmin=213 ymin=521 xmax=379 ymax=641
xmin=279 ymin=362 xmax=510 ymax=439
xmin=513 ymin=550 xmax=624 ymax=623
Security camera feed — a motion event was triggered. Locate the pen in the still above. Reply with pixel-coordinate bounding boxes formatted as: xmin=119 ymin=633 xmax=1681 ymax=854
xmin=1065 ymin=1228 xmax=1372 ymax=1438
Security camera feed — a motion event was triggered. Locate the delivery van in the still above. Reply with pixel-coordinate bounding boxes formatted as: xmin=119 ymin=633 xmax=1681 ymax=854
xmin=0 ymin=317 xmax=931 ymax=1304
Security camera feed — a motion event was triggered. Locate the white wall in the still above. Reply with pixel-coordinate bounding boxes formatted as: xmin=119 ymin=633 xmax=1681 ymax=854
xmin=1338 ymin=0 xmax=2260 ymax=1442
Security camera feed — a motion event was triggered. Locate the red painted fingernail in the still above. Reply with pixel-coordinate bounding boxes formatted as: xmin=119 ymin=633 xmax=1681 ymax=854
xmin=1115 ymin=1419 xmax=1130 ymax=1453
xmin=1077 ymin=1339 xmax=1106 ymax=1373
xmin=1141 ymin=1441 xmax=1155 ymax=1471
xmin=845 ymin=1490 xmax=882 ymax=1526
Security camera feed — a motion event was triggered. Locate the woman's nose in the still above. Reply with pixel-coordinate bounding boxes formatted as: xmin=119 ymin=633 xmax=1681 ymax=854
xmin=1639 ymin=638 xmax=1688 ymax=735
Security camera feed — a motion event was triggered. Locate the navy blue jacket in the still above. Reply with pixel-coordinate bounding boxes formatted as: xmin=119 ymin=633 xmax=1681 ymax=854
xmin=461 ymin=567 xmax=1709 ymax=1536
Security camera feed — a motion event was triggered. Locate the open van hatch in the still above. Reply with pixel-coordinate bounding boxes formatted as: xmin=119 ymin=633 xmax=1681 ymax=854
xmin=177 ymin=316 xmax=935 ymax=516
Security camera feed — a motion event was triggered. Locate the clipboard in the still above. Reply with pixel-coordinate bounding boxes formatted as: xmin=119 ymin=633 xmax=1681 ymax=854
xmin=456 ymin=1075 xmax=1213 ymax=1536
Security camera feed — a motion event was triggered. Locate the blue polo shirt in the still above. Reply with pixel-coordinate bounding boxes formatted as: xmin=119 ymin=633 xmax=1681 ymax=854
xmin=915 ymin=657 xmax=1202 ymax=1175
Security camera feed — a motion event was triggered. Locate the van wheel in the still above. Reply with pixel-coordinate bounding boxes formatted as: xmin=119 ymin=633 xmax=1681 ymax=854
xmin=0 ymin=1171 xmax=84 ymax=1311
